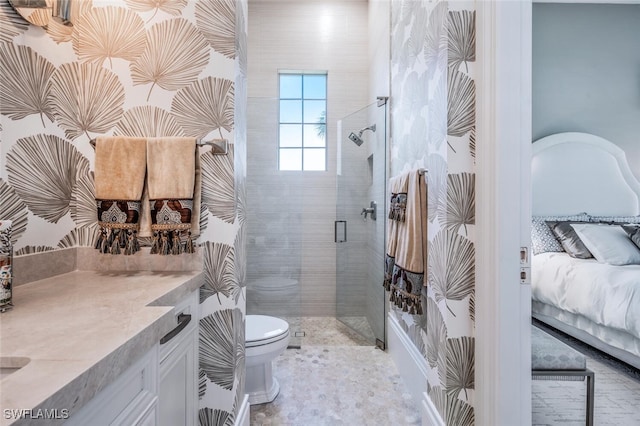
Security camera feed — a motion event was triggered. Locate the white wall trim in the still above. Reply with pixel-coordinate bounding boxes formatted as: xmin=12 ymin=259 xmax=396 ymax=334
xmin=475 ymin=1 xmax=533 ymax=425
xmin=421 ymin=392 xmax=445 ymax=426
xmin=235 ymin=394 xmax=250 ymax=426
xmin=387 ymin=313 xmax=444 ymax=426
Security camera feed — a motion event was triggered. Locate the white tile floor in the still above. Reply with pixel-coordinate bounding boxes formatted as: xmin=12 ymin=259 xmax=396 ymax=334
xmin=249 ymin=317 xmax=421 ymax=426
xmin=249 ymin=317 xmax=640 ymax=425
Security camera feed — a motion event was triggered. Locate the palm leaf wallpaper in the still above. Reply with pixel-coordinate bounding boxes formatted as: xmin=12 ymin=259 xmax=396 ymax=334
xmin=130 ymin=17 xmax=210 ymax=100
xmin=426 ymin=295 xmax=447 ymax=371
xmin=445 ymin=172 xmax=475 ymax=235
xmin=57 ymin=225 xmax=100 ymax=249
xmin=125 ymin=0 xmax=187 ymax=19
xmin=15 ymin=245 xmax=55 ymax=255
xmin=70 ymin=171 xmax=97 ymax=228
xmin=72 ymin=6 xmax=146 ymax=67
xmin=1 ymin=0 xmax=246 ymax=422
xmin=447 ymin=68 xmax=476 ymax=138
xmin=198 ymin=407 xmax=234 ymax=426
xmin=0 ymin=43 xmax=55 ymax=125
xmin=448 ymin=10 xmax=476 ymax=73
xmin=446 ymin=397 xmax=475 ymax=426
xmin=427 ymin=153 xmax=447 ymax=223
xmin=171 ymin=76 xmax=235 ymax=139
xmin=50 ymin=62 xmax=126 ymax=140
xmin=198 ymin=368 xmax=207 ymax=400
xmin=115 ymin=105 xmax=185 ymax=137
xmin=391 ymin=0 xmax=476 ymax=423
xmin=201 ymin=145 xmax=236 ymax=224
xmin=424 ymin=0 xmax=448 ymax=78
xmin=428 ymin=385 xmax=447 ymax=420
xmin=200 ymin=241 xmax=236 ymax=304
xmin=446 ymin=336 xmax=475 ymax=399
xmin=0 ymin=179 xmax=28 ymax=245
xmin=406 ymin=3 xmax=428 ymax=65
xmin=199 ymin=308 xmax=242 ymax=391
xmin=429 ymin=229 xmax=475 ymax=314
xmin=195 ymin=0 xmax=235 ymax=59
xmin=6 ymin=135 xmax=90 ymax=223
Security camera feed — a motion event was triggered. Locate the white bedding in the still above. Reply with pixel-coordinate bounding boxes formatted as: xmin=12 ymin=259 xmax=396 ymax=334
xmin=532 ymin=252 xmax=640 ymax=340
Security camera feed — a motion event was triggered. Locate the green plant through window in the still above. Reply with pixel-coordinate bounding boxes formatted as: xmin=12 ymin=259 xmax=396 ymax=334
xmin=278 ymin=72 xmax=327 ymax=171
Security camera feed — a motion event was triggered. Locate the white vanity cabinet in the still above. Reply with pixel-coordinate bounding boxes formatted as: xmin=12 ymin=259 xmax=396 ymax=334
xmin=64 ymin=348 xmax=159 ymax=426
xmin=65 ymin=290 xmax=198 ymax=426
xmin=158 ymin=290 xmax=198 ymax=426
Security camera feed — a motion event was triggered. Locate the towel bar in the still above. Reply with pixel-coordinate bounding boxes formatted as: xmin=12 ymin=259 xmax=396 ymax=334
xmin=89 ymin=138 xmax=229 ymax=155
xmin=196 ymin=138 xmax=228 ymax=155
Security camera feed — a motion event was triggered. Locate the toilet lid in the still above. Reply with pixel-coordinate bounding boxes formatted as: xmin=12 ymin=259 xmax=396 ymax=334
xmin=245 ymin=315 xmax=289 ymax=347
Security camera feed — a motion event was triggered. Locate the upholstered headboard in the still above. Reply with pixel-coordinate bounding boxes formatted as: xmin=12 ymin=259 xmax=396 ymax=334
xmin=532 ymin=132 xmax=640 ymax=216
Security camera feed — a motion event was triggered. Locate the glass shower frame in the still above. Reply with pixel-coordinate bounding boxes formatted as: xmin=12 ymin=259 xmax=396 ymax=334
xmin=335 ymin=99 xmax=388 ymax=347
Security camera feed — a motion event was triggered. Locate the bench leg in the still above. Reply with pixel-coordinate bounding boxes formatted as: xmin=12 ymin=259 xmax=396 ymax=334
xmin=532 ymin=369 xmax=595 ymax=426
xmin=585 ymin=370 xmax=594 ymax=426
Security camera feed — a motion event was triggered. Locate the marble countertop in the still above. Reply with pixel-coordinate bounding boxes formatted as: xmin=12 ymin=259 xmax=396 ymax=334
xmin=0 ymin=269 xmax=203 ymax=425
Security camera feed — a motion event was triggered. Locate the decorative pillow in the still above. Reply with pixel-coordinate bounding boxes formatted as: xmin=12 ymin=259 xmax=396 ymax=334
xmin=589 ymin=215 xmax=640 ymax=224
xmin=547 ymin=221 xmax=593 ymax=259
xmin=531 ymin=213 xmax=589 ymax=255
xmin=531 ymin=218 xmax=563 ymax=255
xmin=622 ymin=225 xmax=640 ymax=250
xmin=571 ymin=223 xmax=640 ymax=266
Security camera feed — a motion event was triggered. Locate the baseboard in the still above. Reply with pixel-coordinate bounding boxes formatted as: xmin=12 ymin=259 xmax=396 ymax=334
xmin=235 ymin=394 xmax=250 ymax=426
xmin=387 ymin=313 xmax=444 ymax=426
xmin=421 ymin=392 xmax=445 ymax=426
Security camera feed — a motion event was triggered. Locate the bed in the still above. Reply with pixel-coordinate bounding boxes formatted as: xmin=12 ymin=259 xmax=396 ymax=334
xmin=531 ymin=132 xmax=640 ymax=369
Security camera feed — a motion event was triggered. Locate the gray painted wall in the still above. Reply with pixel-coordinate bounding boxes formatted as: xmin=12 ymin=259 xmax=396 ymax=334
xmin=533 ymin=3 xmax=640 ymax=179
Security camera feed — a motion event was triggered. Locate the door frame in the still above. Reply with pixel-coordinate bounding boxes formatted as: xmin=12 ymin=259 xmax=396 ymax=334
xmin=475 ymin=1 xmax=533 ymax=425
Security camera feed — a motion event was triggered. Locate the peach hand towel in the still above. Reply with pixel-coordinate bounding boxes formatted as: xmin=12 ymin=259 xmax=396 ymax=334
xmin=94 ymin=136 xmax=147 ymax=255
xmin=143 ymin=137 xmax=201 ymax=254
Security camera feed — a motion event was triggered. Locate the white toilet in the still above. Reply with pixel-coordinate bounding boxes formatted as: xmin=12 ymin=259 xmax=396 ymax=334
xmin=245 ymin=314 xmax=290 ymax=405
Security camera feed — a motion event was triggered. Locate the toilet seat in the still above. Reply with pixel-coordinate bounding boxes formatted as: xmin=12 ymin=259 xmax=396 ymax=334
xmin=246 ymin=315 xmax=289 ymax=348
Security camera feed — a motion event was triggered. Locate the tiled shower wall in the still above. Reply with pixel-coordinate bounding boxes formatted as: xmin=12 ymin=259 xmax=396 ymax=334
xmin=0 ymin=0 xmax=248 ymax=422
xmin=390 ymin=0 xmax=476 ymax=424
xmin=246 ymin=0 xmax=370 ymax=317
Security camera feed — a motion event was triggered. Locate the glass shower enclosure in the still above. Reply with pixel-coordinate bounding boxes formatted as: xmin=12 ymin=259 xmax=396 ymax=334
xmin=336 ymin=98 xmax=388 ymax=347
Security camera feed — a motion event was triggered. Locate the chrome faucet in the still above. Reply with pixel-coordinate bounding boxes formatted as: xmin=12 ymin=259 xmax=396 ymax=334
xmin=361 ymin=201 xmax=377 ymax=221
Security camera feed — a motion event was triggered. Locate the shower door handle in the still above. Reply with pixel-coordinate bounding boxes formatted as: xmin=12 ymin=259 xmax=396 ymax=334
xmin=335 ymin=220 xmax=347 ymax=243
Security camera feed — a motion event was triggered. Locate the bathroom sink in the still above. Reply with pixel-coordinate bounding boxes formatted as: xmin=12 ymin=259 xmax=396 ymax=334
xmin=0 ymin=357 xmax=30 ymax=380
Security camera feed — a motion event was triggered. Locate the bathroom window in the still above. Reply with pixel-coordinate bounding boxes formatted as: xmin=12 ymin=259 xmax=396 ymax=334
xmin=278 ymin=72 xmax=327 ymax=171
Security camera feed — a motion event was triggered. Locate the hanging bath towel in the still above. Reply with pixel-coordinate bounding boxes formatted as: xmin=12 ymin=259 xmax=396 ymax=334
xmin=94 ymin=136 xmax=147 ymax=255
xmin=143 ymin=137 xmax=201 ymax=255
xmin=384 ymin=169 xmax=428 ymax=315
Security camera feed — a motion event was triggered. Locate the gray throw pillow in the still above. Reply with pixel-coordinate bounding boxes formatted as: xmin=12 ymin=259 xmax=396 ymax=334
xmin=531 ymin=218 xmax=564 ymax=255
xmin=547 ymin=221 xmax=593 ymax=259
xmin=622 ymin=225 xmax=640 ymax=250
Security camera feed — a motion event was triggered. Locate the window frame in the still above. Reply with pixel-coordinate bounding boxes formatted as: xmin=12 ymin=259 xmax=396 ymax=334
xmin=277 ymin=70 xmax=328 ymax=172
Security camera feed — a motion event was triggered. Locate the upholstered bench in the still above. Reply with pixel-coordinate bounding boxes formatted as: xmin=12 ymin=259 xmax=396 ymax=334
xmin=531 ymin=325 xmax=594 ymax=426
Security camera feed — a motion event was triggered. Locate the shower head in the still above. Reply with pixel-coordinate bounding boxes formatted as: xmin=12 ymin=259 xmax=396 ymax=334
xmin=348 ymin=124 xmax=377 ymax=146
xmin=348 ymin=132 xmax=364 ymax=146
